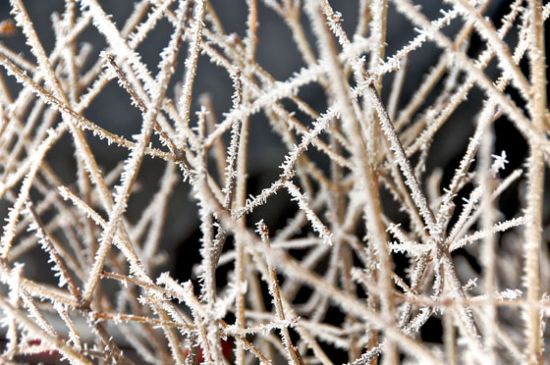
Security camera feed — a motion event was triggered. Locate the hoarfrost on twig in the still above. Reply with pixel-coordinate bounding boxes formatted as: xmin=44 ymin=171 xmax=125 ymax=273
xmin=0 ymin=0 xmax=547 ymax=364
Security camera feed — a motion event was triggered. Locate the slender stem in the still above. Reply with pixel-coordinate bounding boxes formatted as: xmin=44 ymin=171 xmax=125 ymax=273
xmin=524 ymin=1 xmax=547 ymax=364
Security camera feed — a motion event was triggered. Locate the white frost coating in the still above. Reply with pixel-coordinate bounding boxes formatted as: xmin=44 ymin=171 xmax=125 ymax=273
xmin=0 ymin=0 xmax=547 ymax=364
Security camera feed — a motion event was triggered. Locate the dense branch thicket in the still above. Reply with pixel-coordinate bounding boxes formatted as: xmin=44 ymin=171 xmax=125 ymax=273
xmin=0 ymin=0 xmax=548 ymax=364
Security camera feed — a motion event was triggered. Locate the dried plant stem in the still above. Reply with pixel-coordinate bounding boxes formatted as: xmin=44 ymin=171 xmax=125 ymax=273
xmin=523 ymin=1 xmax=547 ymax=364
xmin=0 ymin=1 xmax=548 ymax=363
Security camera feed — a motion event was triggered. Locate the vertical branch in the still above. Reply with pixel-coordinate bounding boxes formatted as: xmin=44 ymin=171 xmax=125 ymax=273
xmin=177 ymin=0 xmax=205 ymax=141
xmin=233 ymin=2 xmax=258 ymax=363
xmin=257 ymin=221 xmax=304 ymax=365
xmin=524 ymin=1 xmax=547 ymax=364
xmin=478 ymin=119 xmax=497 ymax=364
xmin=366 ymin=0 xmax=389 ymax=164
